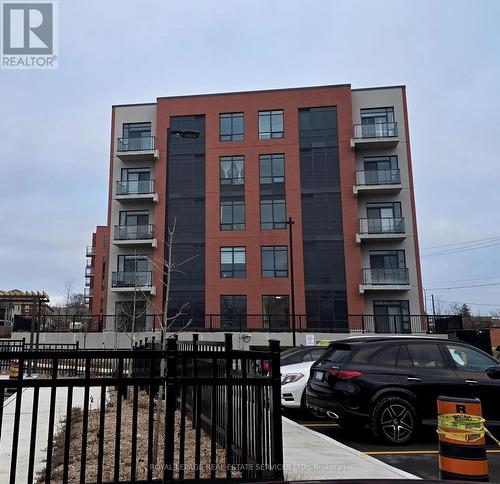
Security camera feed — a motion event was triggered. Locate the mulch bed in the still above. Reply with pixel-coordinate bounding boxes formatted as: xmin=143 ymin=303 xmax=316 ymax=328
xmin=37 ymin=389 xmax=231 ymax=483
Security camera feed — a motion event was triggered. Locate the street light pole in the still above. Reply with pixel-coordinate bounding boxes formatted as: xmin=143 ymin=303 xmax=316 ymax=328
xmin=286 ymin=217 xmax=296 ymax=347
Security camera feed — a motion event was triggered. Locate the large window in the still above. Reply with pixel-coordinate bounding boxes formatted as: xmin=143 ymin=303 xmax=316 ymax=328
xmin=360 ymin=107 xmax=396 ymax=138
xmin=119 ymin=168 xmax=152 ymax=195
xmin=262 ymin=295 xmax=289 ymax=330
xmin=365 ymin=202 xmax=404 ymax=234
xmin=220 ymin=295 xmax=247 ymax=329
xmin=260 ymin=154 xmax=284 ymax=185
xmin=260 ymin=198 xmax=286 ymax=229
xmin=259 ymin=110 xmax=284 ymax=139
xmin=373 ymin=300 xmax=410 ymax=334
xmin=220 ymin=156 xmax=244 ymax=185
xmin=220 ymin=199 xmax=245 ymax=231
xmin=114 ymin=255 xmax=150 ymax=287
xmin=370 ymin=250 xmax=406 ymax=270
xmin=261 ymin=246 xmax=288 ymax=277
xmin=115 ymin=301 xmax=147 ymax=331
xmin=121 ymin=123 xmax=153 ymax=151
xmin=123 ymin=122 xmax=151 ymax=139
xmin=220 ymin=113 xmax=244 ymax=141
xmin=220 ymin=247 xmax=246 ymax=278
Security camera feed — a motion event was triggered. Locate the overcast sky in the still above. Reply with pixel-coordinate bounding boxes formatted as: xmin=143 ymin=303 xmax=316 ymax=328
xmin=0 ymin=0 xmax=499 ymax=313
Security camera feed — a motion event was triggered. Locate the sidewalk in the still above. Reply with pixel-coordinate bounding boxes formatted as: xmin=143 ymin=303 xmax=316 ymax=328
xmin=282 ymin=417 xmax=418 ymax=480
xmin=1 ymin=383 xmax=103 ymax=484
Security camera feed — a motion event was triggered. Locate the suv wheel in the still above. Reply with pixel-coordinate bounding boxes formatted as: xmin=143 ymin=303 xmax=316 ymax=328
xmin=371 ymin=396 xmax=417 ymax=444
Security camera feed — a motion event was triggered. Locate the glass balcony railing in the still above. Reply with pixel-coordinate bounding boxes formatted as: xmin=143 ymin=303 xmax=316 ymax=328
xmin=117 ymin=136 xmax=155 ymax=152
xmin=83 ymin=287 xmax=93 ymax=298
xmin=114 ymin=224 xmax=154 ymax=240
xmin=362 ymin=268 xmax=409 ymax=286
xmin=112 ymin=271 xmax=153 ymax=288
xmin=85 ymin=266 xmax=95 ymax=277
xmin=359 ymin=217 xmax=405 ymax=234
xmin=86 ymin=246 xmax=95 ymax=257
xmin=356 ymin=169 xmax=401 ymax=186
xmin=116 ymin=179 xmax=155 ymax=196
xmin=353 ymin=122 xmax=398 ymax=139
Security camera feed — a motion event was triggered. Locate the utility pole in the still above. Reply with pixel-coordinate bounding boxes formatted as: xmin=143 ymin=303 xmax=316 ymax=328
xmin=431 ymin=294 xmax=436 ymax=316
xmin=286 ymin=217 xmax=296 ymax=347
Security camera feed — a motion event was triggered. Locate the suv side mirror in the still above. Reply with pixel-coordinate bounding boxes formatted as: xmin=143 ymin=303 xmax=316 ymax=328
xmin=487 ymin=364 xmax=500 ymax=379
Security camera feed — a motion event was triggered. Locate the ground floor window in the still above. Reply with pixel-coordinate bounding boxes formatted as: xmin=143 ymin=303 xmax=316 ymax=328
xmin=115 ymin=300 xmax=147 ymax=331
xmin=262 ymin=295 xmax=289 ymax=330
xmin=373 ymin=300 xmax=410 ymax=334
xmin=220 ymin=295 xmax=247 ymax=329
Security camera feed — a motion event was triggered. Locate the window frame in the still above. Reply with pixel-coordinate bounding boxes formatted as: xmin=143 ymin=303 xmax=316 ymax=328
xmin=258 ymin=110 xmax=284 ymax=139
xmin=259 ymin=153 xmax=285 ymax=185
xmin=261 ymin=245 xmax=288 ymax=278
xmin=260 ymin=198 xmax=286 ymax=230
xmin=220 ymin=199 xmax=245 ymax=231
xmin=220 ymin=246 xmax=246 ymax=278
xmin=219 ymin=112 xmax=244 ymax=142
xmin=220 ymin=155 xmax=245 ymax=186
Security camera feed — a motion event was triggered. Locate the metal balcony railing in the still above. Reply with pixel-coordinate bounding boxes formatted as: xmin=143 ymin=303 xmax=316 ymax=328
xmin=114 ymin=224 xmax=154 ymax=240
xmin=111 ymin=271 xmax=153 ymax=288
xmin=359 ymin=217 xmax=405 ymax=234
xmin=116 ymin=179 xmax=155 ymax=196
xmin=356 ymin=169 xmax=401 ymax=186
xmin=117 ymin=136 xmax=155 ymax=152
xmin=86 ymin=246 xmax=95 ymax=257
xmin=362 ymin=268 xmax=409 ymax=285
xmin=85 ymin=267 xmax=95 ymax=277
xmin=353 ymin=122 xmax=398 ymax=139
xmin=83 ymin=287 xmax=93 ymax=298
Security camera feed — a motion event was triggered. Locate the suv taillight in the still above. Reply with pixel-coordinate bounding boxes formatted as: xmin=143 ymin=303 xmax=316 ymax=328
xmin=327 ymin=369 xmax=363 ymax=380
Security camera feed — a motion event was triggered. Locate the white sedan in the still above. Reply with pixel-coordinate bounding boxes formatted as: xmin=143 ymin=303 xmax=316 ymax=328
xmin=280 ymin=346 xmax=328 ymax=411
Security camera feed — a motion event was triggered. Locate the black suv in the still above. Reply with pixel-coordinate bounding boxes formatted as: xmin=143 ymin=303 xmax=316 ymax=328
xmin=306 ymin=337 xmax=500 ymax=444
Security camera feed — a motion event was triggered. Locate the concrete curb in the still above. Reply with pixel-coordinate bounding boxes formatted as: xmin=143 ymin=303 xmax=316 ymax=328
xmin=283 ymin=416 xmax=419 ymax=480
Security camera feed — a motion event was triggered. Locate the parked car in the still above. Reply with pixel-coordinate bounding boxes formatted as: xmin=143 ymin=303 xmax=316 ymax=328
xmin=306 ymin=336 xmax=500 ymax=444
xmin=281 ymin=346 xmax=329 ymax=411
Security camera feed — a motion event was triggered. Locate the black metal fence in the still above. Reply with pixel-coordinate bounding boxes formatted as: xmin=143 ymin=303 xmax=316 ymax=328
xmin=0 ymin=335 xmax=283 ymax=483
xmin=21 ymin=313 xmax=454 ymax=334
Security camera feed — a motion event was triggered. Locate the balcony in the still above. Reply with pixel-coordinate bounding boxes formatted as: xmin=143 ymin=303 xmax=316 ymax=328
xmin=116 ymin=136 xmax=159 ymax=161
xmin=353 ymin=169 xmax=402 ymax=195
xmin=85 ymin=266 xmax=95 ymax=277
xmin=356 ymin=217 xmax=406 ymax=243
xmin=83 ymin=287 xmax=93 ymax=299
xmin=359 ymin=268 xmax=410 ymax=293
xmin=115 ymin=180 xmax=158 ymax=203
xmin=111 ymin=271 xmax=155 ymax=294
xmin=351 ymin=122 xmax=399 ymax=149
xmin=86 ymin=246 xmax=95 ymax=257
xmin=113 ymin=224 xmax=156 ymax=247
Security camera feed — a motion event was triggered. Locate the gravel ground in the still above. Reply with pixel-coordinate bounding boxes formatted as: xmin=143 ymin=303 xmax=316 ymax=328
xmin=37 ymin=389 xmax=231 ymax=483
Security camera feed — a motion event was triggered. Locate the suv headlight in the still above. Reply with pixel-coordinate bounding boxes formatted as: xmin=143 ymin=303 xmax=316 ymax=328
xmin=282 ymin=373 xmax=305 ymax=385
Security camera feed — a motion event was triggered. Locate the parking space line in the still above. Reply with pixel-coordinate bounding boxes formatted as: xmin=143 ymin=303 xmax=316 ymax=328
xmin=366 ymin=450 xmax=500 ymax=455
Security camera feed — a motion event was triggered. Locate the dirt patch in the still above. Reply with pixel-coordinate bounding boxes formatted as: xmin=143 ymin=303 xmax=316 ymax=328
xmin=37 ymin=389 xmax=233 ymax=483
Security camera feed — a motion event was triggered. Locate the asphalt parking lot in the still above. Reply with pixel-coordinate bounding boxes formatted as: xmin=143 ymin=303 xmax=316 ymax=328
xmin=286 ymin=410 xmax=500 ymax=481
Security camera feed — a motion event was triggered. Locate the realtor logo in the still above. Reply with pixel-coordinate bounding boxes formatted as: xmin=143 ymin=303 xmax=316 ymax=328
xmin=1 ymin=1 xmax=58 ymax=69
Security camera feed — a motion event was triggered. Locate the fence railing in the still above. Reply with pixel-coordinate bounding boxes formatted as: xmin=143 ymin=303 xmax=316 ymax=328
xmin=116 ymin=179 xmax=155 ymax=196
xmin=0 ymin=335 xmax=283 ymax=483
xmin=117 ymin=136 xmax=156 ymax=152
xmin=353 ymin=122 xmax=398 ymax=139
xmin=362 ymin=267 xmax=410 ymax=285
xmin=114 ymin=224 xmax=154 ymax=241
xmin=12 ymin=313 xmax=457 ymax=334
xmin=355 ymin=169 xmax=401 ymax=186
xmin=359 ymin=217 xmax=405 ymax=234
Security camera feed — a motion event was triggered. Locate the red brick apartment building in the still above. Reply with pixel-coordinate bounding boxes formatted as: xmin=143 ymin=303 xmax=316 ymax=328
xmin=85 ymin=84 xmax=424 ymax=333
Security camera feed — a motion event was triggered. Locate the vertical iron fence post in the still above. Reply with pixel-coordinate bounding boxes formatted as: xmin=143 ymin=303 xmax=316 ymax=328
xmin=192 ymin=333 xmax=199 ymax=429
xmin=224 ymin=333 xmax=234 ymax=478
xmin=164 ymin=337 xmax=177 ymax=481
xmin=269 ymin=339 xmax=284 ymax=480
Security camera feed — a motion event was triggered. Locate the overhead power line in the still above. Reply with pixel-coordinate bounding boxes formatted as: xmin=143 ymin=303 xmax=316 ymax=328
xmin=421 ymin=240 xmax=500 ymax=257
xmin=421 ymin=236 xmax=500 ymax=251
xmin=424 ymin=297 xmax=500 ymax=308
xmin=426 ymin=282 xmax=500 ymax=290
